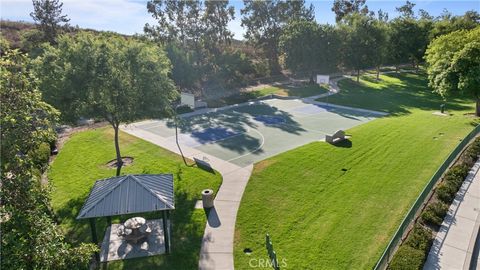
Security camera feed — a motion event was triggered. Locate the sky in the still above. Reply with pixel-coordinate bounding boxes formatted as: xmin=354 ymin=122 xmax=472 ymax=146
xmin=1 ymin=0 xmax=479 ymax=40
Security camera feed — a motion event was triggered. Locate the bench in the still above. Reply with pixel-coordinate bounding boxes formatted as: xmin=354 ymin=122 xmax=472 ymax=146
xmin=194 ymin=157 xmax=215 ymax=173
xmin=325 ymin=130 xmax=346 ymax=144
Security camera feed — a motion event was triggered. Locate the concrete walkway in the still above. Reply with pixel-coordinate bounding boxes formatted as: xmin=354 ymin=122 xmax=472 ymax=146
xmin=120 ymin=76 xmax=355 ymax=269
xmin=120 ymin=124 xmax=253 ymax=270
xmin=120 ymin=77 xmax=349 ymax=269
xmin=424 ymin=160 xmax=480 ymax=270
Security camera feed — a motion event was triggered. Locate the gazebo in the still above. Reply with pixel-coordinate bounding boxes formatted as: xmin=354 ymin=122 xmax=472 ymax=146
xmin=77 ymin=174 xmax=175 ymax=261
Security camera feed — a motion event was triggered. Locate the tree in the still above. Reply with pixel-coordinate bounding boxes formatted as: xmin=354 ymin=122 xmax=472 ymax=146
xmin=241 ymin=0 xmax=314 ymax=74
xmin=202 ymin=0 xmax=236 ymax=54
xmin=387 ymin=1 xmax=433 ymax=72
xmin=280 ymin=20 xmax=320 ymax=83
xmin=145 ymin=0 xmax=237 ymax=91
xmin=1 ymin=49 xmax=97 ymax=269
xmin=200 ymin=0 xmax=236 ymax=77
xmin=280 ymin=20 xmax=339 ymax=82
xmin=370 ymin=19 xmax=389 ymax=79
xmin=396 ymin=0 xmax=415 ymax=19
xmin=20 ymin=28 xmax=45 ymax=57
xmin=35 ymin=32 xmax=178 ymax=175
xmin=30 ymin=0 xmax=70 ymax=44
xmin=425 ymin=27 xmax=480 ymax=115
xmin=332 ymin=0 xmax=369 ymax=22
xmin=145 ymin=0 xmax=203 ymax=48
xmin=431 ymin=10 xmax=480 ymax=38
xmin=0 ymin=34 xmax=9 ymax=55
xmin=166 ymin=42 xmax=201 ymax=90
xmin=339 ymin=13 xmax=378 ymax=82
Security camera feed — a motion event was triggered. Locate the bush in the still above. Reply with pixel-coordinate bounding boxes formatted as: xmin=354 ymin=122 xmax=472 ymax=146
xmin=176 ymin=105 xmax=194 ymax=114
xmin=30 ymin=142 xmax=51 ymax=171
xmin=436 ymin=182 xmax=457 ymax=204
xmin=421 ymin=201 xmax=449 ymax=226
xmin=443 ymin=164 xmax=468 ymax=188
xmin=404 ymin=225 xmax=433 ymax=252
xmin=388 ymin=245 xmax=426 ymax=270
xmin=460 ymin=138 xmax=480 ymax=166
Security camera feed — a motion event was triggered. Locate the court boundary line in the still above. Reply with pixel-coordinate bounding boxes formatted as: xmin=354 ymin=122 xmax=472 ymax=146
xmin=227 ymin=128 xmax=265 ymax=162
xmin=304 ymin=99 xmax=388 ymax=116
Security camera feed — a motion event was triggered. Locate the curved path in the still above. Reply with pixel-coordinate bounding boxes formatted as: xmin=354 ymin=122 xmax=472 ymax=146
xmin=120 ymin=123 xmax=253 ymax=270
xmin=121 ymin=77 xmax=344 ymax=269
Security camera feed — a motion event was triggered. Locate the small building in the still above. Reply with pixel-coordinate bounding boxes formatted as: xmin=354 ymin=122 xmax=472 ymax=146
xmin=77 ymin=174 xmax=175 ymax=262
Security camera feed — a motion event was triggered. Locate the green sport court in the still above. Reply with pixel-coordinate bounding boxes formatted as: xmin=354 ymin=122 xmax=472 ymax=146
xmin=131 ymin=98 xmax=385 ymax=167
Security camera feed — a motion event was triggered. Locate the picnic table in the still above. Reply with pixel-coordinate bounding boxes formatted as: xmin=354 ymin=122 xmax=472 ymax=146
xmin=117 ymin=217 xmax=151 ymax=244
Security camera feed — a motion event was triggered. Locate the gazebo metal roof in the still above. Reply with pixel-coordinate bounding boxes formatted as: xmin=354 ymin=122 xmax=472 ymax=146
xmin=77 ymin=174 xmax=174 ymax=219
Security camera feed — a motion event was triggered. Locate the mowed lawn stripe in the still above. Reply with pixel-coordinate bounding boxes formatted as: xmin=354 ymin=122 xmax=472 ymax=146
xmin=234 ymin=72 xmax=477 ymax=269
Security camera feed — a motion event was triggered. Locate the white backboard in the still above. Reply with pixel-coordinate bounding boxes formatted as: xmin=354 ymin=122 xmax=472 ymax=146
xmin=316 ymin=75 xmax=330 ymax=85
xmin=181 ymin=92 xmax=195 ymax=108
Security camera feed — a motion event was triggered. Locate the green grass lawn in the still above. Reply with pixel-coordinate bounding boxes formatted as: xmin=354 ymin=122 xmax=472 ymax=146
xmin=234 ymin=72 xmax=478 ymax=269
xmin=322 ymin=72 xmax=471 ymax=115
xmin=49 ymin=127 xmax=222 ymax=269
xmin=207 ymin=84 xmax=327 ymax=108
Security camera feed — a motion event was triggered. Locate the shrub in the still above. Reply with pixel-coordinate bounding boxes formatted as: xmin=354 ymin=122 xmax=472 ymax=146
xmin=404 ymin=225 xmax=433 ymax=252
xmin=443 ymin=164 xmax=468 ymax=189
xmin=436 ymin=182 xmax=457 ymax=204
xmin=30 ymin=142 xmax=51 ymax=171
xmin=421 ymin=201 xmax=449 ymax=226
xmin=176 ymin=105 xmax=194 ymax=114
xmin=388 ymin=245 xmax=426 ymax=270
xmin=460 ymin=139 xmax=480 ymax=166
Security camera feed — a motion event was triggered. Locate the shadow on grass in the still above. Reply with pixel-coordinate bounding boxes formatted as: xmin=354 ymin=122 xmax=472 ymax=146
xmin=194 ymin=158 xmax=216 ymax=174
xmin=57 ymin=183 xmax=208 ymax=269
xmin=279 ymin=83 xmax=328 ymax=97
xmin=326 ymin=72 xmax=473 ymax=116
xmin=106 ymin=190 xmax=203 ymax=269
xmin=206 ymin=83 xmax=327 ymax=108
xmin=332 ymin=139 xmax=352 ymax=148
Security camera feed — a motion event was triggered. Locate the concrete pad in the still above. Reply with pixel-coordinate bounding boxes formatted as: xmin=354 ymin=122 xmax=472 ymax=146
xmin=195 ymin=200 xmax=204 ymax=209
xmin=100 ymin=219 xmax=166 ymax=262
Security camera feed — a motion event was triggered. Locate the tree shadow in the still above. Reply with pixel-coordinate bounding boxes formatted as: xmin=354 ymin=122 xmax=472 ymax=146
xmin=105 ymin=190 xmax=206 ymax=269
xmin=233 ymin=104 xmax=305 ymax=135
xmin=324 ymin=73 xmax=473 ymax=116
xmin=331 ymin=139 xmax=352 ymax=148
xmin=55 ymin=195 xmax=107 ymax=245
xmin=163 ymin=102 xmax=309 ymax=155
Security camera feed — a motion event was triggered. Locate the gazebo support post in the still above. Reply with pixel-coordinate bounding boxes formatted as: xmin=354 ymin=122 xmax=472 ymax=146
xmin=90 ymin=218 xmax=98 ymax=244
xmin=106 ymin=216 xmax=112 ymax=226
xmin=162 ymin=211 xmax=170 ymax=254
xmin=89 ymin=218 xmax=100 ymax=262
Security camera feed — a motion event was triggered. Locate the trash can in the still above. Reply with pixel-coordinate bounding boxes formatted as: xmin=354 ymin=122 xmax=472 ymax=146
xmin=202 ymin=189 xmax=214 ymax=208
xmin=440 ymin=104 xmax=445 ymax=114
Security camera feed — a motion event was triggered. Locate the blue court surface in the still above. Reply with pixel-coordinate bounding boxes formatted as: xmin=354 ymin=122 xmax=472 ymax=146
xmin=130 ymin=98 xmax=383 ymax=167
xmin=253 ymin=115 xmax=286 ymax=125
